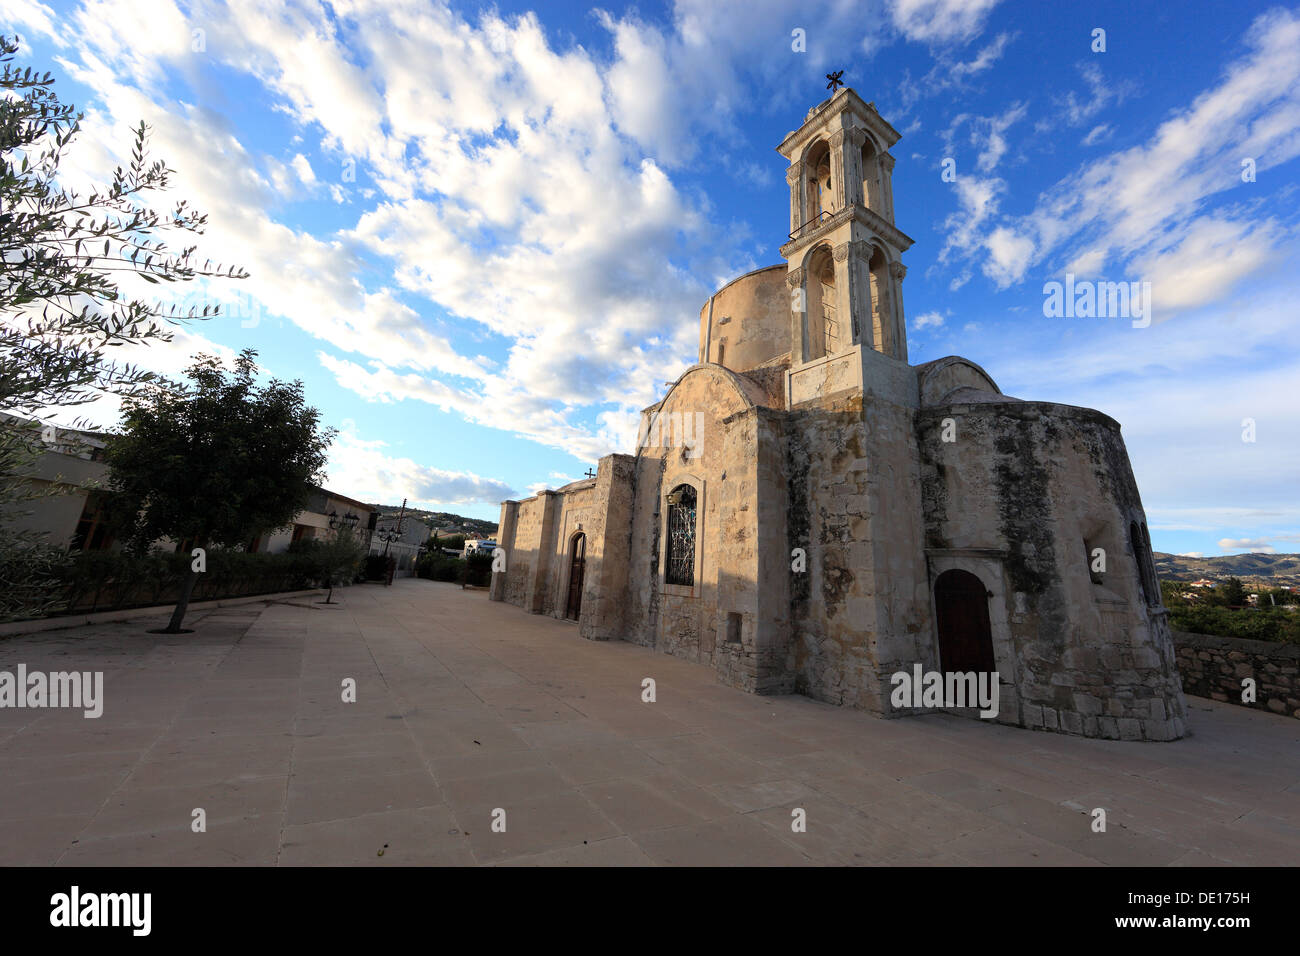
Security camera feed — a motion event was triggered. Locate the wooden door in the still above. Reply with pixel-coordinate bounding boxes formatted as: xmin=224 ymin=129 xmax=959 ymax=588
xmin=934 ymin=569 xmax=995 ymax=674
xmin=565 ymin=534 xmax=586 ymax=621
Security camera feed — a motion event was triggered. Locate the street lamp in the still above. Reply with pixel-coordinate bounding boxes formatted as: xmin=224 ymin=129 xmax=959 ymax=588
xmin=377 ymin=524 xmax=404 ymax=555
xmin=328 ymin=509 xmax=361 ymax=532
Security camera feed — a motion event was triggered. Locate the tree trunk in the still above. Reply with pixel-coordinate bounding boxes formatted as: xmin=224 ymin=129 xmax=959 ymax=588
xmin=164 ymin=568 xmax=200 ymax=633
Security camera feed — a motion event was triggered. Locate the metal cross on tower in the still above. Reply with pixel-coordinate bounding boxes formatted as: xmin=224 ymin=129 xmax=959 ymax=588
xmin=826 ymin=70 xmax=844 ymax=92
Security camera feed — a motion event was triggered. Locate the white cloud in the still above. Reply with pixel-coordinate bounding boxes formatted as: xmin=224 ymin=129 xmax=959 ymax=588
xmin=913 ymin=310 xmax=945 ymax=330
xmin=1 ymin=0 xmax=66 ymax=46
xmin=1134 ymin=216 xmax=1283 ymax=317
xmin=291 ymin=152 xmax=316 ymax=186
xmin=325 ymin=426 xmax=515 ymax=507
xmin=943 ymin=101 xmax=1027 ymax=173
xmin=895 ymin=30 xmax=1015 ymax=116
xmin=889 ymin=0 xmax=1002 ymax=44
xmin=1056 ymin=61 xmax=1128 ymax=128
xmin=1217 ymin=538 xmax=1277 ymax=553
xmin=1081 ymin=123 xmax=1111 ymax=147
xmin=984 ymin=227 xmax=1036 ymax=286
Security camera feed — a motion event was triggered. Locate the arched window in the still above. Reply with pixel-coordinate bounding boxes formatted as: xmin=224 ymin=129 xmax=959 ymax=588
xmin=860 ymin=136 xmax=882 ymax=212
xmin=867 ymin=246 xmax=890 ymax=356
xmin=1141 ymin=523 xmax=1160 ymax=606
xmin=804 ymin=140 xmax=833 ymax=228
xmin=805 ymin=245 xmax=837 ymax=359
xmin=665 ymin=484 xmax=697 ymax=586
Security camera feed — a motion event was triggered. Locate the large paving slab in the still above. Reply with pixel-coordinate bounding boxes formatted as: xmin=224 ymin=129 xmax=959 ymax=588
xmin=0 ymin=580 xmax=1296 ymax=866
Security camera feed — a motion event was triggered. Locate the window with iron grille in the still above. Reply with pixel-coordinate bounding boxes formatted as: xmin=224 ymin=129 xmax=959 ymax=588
xmin=665 ymin=484 xmax=697 ymax=586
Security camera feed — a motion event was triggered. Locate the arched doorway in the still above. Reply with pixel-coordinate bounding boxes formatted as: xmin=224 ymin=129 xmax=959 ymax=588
xmin=565 ymin=533 xmax=586 ymax=621
xmin=934 ymin=569 xmax=995 ymax=674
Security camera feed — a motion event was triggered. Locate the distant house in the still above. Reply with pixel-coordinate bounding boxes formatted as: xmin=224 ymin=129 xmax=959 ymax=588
xmin=1 ymin=422 xmax=115 ymax=551
xmin=1189 ymin=579 xmax=1217 ymax=589
xmin=250 ymin=488 xmax=378 ymax=555
xmin=1 ymin=414 xmax=377 ymax=555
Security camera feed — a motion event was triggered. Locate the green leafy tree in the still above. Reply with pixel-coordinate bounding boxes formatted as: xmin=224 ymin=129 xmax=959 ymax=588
xmin=1223 ymin=576 xmax=1247 ymax=607
xmin=104 ymin=349 xmax=333 ymax=632
xmin=1 ymin=34 xmax=243 ymax=619
xmin=1259 ymin=586 xmax=1296 ymax=608
xmin=310 ymin=526 xmax=366 ymax=604
xmin=1159 ymin=579 xmax=1190 ymax=605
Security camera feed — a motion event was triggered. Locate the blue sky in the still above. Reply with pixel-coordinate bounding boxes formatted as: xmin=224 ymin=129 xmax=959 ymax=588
xmin=5 ymin=0 xmax=1298 ymax=557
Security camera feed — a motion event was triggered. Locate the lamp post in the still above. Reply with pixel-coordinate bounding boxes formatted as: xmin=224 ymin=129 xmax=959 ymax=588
xmin=377 ymin=524 xmax=404 ymax=555
xmin=380 ymin=497 xmax=407 ymax=557
xmin=374 ymin=498 xmax=408 ymax=586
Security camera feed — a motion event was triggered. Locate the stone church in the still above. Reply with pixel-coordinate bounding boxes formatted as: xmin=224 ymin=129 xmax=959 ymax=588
xmin=490 ymin=87 xmax=1188 ymax=742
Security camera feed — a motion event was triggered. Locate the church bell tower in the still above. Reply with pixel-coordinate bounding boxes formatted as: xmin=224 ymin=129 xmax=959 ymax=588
xmin=777 ymin=88 xmax=915 ymax=404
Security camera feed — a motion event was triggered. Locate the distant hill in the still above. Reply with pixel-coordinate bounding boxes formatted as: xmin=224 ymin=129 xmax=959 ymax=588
xmin=1154 ymin=552 xmax=1300 ymax=587
xmin=375 ymin=506 xmax=498 ymax=537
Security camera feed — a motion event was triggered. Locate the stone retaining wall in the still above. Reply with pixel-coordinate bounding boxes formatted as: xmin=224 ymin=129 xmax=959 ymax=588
xmin=1173 ymin=630 xmax=1300 ymax=718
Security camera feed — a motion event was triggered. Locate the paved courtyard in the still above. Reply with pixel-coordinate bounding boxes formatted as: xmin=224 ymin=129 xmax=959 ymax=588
xmin=1 ymin=579 xmax=1297 ymax=866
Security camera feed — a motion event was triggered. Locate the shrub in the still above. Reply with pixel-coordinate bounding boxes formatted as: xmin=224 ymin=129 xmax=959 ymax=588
xmin=460 ymin=551 xmax=494 ymax=588
xmin=35 ymin=545 xmax=345 ymax=619
xmin=0 ymin=530 xmax=75 ymax=622
xmin=1168 ymin=604 xmax=1300 ymax=645
xmin=417 ymin=550 xmax=463 ymax=582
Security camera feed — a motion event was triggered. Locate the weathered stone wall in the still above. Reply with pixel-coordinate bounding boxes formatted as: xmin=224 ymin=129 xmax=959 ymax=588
xmin=493 ymin=470 xmax=632 ymax=629
xmin=498 ymin=493 xmax=549 ymax=611
xmin=1173 ymin=630 xmax=1300 ymax=718
xmin=740 ymin=356 xmax=789 ymax=408
xmin=699 ymin=265 xmax=789 ymax=373
xmin=784 ymin=357 xmax=932 ymax=714
xmin=542 ymin=482 xmax=597 ymax=619
xmin=750 ymin=408 xmax=794 ymax=694
xmin=707 ymin=407 xmax=769 ymax=692
xmin=915 ymin=356 xmax=1000 ymax=405
xmin=916 ymin=399 xmax=1187 ymax=741
xmin=578 ymin=454 xmax=636 ymax=641
xmin=623 ymin=367 xmax=769 ymax=688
